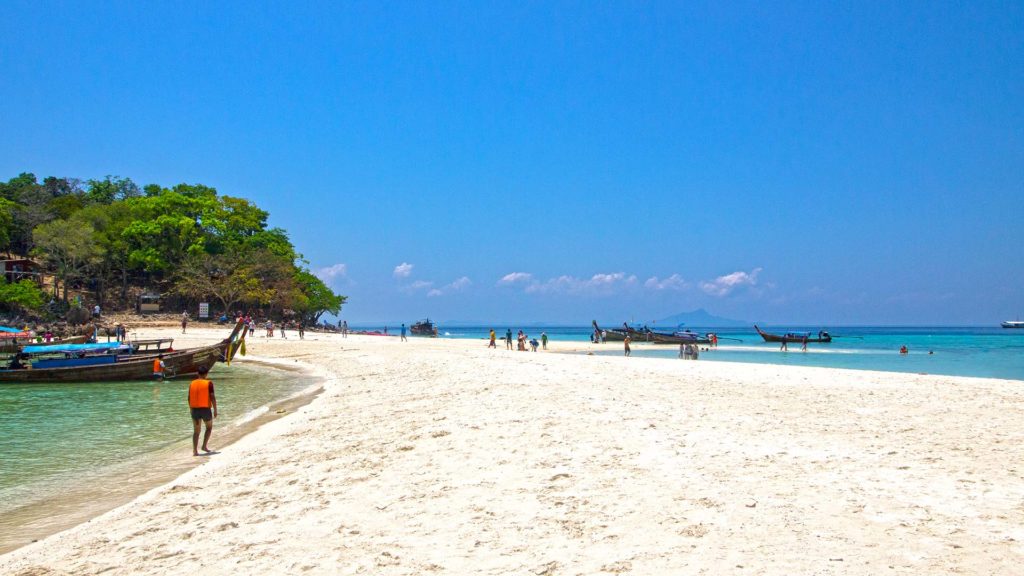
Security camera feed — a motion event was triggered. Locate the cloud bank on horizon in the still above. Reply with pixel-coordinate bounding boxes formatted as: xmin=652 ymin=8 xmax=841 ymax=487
xmin=498 ymin=269 xmax=760 ymax=298
xmin=321 ymin=264 xmax=763 ymax=301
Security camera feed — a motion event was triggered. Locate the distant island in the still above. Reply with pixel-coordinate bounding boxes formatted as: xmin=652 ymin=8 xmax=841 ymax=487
xmin=657 ymin=308 xmax=748 ymax=327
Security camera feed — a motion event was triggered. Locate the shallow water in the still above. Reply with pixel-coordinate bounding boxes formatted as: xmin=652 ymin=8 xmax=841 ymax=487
xmin=0 ymin=362 xmax=311 ymax=519
xmin=423 ymin=325 xmax=1024 ymax=381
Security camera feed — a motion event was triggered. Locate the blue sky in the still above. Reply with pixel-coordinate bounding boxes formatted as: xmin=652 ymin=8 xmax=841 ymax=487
xmin=2 ymin=1 xmax=1022 ymax=325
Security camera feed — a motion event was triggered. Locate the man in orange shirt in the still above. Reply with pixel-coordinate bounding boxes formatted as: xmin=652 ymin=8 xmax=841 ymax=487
xmin=187 ymin=365 xmax=218 ymax=456
xmin=153 ymin=354 xmax=165 ymax=380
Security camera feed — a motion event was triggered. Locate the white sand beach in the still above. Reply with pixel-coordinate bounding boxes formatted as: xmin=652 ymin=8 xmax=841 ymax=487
xmin=2 ymin=326 xmax=1023 ymax=575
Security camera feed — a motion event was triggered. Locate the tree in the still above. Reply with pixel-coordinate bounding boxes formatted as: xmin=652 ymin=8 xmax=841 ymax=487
xmin=0 ymin=197 xmax=15 ymax=250
xmin=0 ymin=277 xmax=46 ymax=314
xmin=172 ymin=253 xmax=264 ymax=314
xmin=86 ymin=176 xmax=141 ymax=204
xmin=74 ymin=203 xmax=134 ymax=303
xmin=32 ymin=219 xmax=104 ymax=301
xmin=293 ymin=269 xmax=345 ymax=324
xmin=1 ymin=173 xmax=55 ymax=255
xmin=121 ymin=192 xmax=211 ymax=274
xmin=43 ymin=176 xmax=83 ymax=198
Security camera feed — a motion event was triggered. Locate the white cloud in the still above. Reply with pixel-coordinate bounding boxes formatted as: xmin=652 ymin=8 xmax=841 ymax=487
xmin=316 ymin=263 xmax=348 ymax=282
xmin=700 ymin=267 xmax=763 ymax=297
xmin=523 ymin=272 xmax=637 ymax=295
xmin=400 ymin=279 xmax=434 ymax=295
xmin=393 ymin=262 xmax=414 ymax=278
xmin=644 ymin=274 xmax=689 ymax=291
xmin=498 ymin=272 xmax=533 ymax=285
xmin=428 ymin=276 xmax=472 ymax=297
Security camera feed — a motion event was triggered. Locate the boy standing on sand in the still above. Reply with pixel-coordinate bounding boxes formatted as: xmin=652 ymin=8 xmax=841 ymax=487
xmin=541 ymin=332 xmax=548 ymax=350
xmin=401 ymin=323 xmax=407 ymax=341
xmin=505 ymin=329 xmax=513 ymax=350
xmin=188 ymin=366 xmax=218 ymax=456
xmin=624 ymin=334 xmax=632 ymax=356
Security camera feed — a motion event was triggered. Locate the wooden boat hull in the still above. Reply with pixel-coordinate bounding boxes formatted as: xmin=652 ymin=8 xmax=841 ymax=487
xmin=654 ymin=332 xmax=711 ymax=345
xmin=410 ymin=320 xmax=438 ymax=337
xmin=754 ymin=325 xmax=832 ymax=343
xmin=0 ymin=334 xmax=90 ymax=354
xmin=0 ymin=323 xmax=247 ymax=383
xmin=601 ymin=328 xmax=709 ymax=345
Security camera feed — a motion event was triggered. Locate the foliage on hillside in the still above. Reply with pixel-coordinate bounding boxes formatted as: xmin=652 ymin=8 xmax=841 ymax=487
xmin=0 ymin=173 xmax=344 ymax=323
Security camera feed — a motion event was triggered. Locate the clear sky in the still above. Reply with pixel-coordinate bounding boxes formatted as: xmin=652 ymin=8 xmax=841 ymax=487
xmin=2 ymin=1 xmax=1022 ymax=325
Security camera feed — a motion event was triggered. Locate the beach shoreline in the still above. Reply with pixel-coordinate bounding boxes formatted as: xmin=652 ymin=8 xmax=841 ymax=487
xmin=2 ymin=327 xmax=1022 ymax=574
xmin=0 ymin=348 xmax=326 ymax=555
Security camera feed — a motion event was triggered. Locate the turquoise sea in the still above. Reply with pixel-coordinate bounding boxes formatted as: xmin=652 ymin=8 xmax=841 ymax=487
xmin=0 ymin=362 xmax=314 ymax=552
xmin=393 ymin=325 xmax=1024 ymax=381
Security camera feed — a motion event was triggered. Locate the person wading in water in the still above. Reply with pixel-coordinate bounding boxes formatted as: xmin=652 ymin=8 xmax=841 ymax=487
xmin=188 ymin=365 xmax=218 ymax=456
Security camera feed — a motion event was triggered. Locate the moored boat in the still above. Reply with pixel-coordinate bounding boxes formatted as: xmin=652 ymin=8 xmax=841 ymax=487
xmin=1002 ymin=320 xmax=1024 ymax=329
xmin=0 ymin=334 xmax=90 ymax=354
xmin=410 ymin=319 xmax=438 ymax=337
xmin=0 ymin=322 xmax=247 ymax=383
xmin=592 ymin=321 xmax=711 ymax=345
xmin=754 ymin=325 xmax=832 ymax=343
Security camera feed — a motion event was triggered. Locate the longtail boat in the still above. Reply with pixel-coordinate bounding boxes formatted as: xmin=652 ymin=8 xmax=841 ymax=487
xmin=410 ymin=319 xmax=438 ymax=337
xmin=754 ymin=325 xmax=832 ymax=343
xmin=0 ymin=322 xmax=247 ymax=383
xmin=0 ymin=334 xmax=90 ymax=354
xmin=592 ymin=321 xmax=711 ymax=345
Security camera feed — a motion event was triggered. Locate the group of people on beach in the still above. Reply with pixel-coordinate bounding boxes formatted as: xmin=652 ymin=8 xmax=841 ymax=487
xmin=679 ymin=342 xmax=700 ymax=360
xmin=489 ymin=329 xmax=547 ymax=351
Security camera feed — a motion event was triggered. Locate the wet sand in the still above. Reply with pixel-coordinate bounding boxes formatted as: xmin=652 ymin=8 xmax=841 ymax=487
xmin=0 ymin=352 xmax=323 ymax=555
xmin=2 ymin=327 xmax=1022 ymax=574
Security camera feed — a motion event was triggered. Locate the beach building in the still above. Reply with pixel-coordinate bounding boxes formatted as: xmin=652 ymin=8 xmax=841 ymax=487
xmin=1 ymin=258 xmax=43 ymax=285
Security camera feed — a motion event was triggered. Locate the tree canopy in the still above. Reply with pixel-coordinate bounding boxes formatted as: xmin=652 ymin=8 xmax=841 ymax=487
xmin=0 ymin=172 xmax=345 ymax=322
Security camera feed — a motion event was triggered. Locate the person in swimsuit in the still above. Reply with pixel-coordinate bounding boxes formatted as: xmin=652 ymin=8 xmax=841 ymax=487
xmin=188 ymin=365 xmax=218 ymax=456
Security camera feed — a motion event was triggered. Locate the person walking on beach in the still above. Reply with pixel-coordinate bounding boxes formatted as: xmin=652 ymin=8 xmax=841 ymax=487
xmin=280 ymin=324 xmax=287 ymax=339
xmin=181 ymin=311 xmax=189 ymax=334
xmin=400 ymin=323 xmax=407 ymax=341
xmin=780 ymin=338 xmax=788 ymax=351
xmin=298 ymin=324 xmax=305 ymax=340
xmin=488 ymin=329 xmax=496 ymax=348
xmin=801 ymin=335 xmax=808 ymax=351
xmin=505 ymin=329 xmax=513 ymax=350
xmin=342 ymin=320 xmax=348 ymax=338
xmin=624 ymin=334 xmax=632 ymax=356
xmin=541 ymin=332 xmax=548 ymax=350
xmin=188 ymin=365 xmax=218 ymax=456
